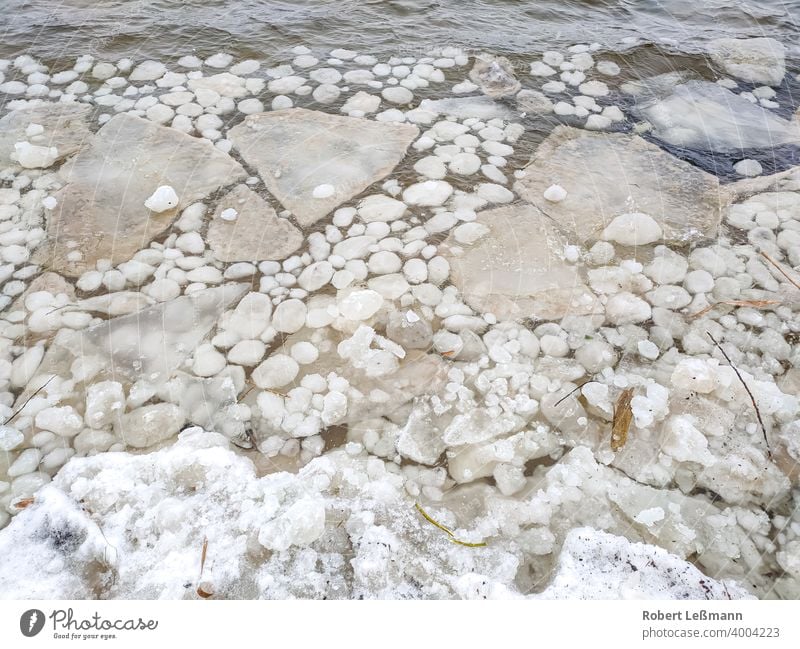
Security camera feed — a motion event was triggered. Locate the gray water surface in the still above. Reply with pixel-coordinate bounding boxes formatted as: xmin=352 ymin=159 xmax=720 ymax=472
xmin=1 ymin=1 xmax=799 ymax=64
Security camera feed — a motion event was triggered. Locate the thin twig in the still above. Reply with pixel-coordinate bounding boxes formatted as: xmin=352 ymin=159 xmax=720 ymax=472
xmin=707 ymin=332 xmax=771 ymax=459
xmin=689 ymin=299 xmax=780 ymax=320
xmin=236 ymin=384 xmax=256 ymax=404
xmin=760 ymin=251 xmax=800 ymax=291
xmin=1 ymin=376 xmax=55 ymax=426
xmin=415 ymin=502 xmax=453 ymax=536
xmin=415 ymin=503 xmax=487 ymax=548
xmin=45 ymin=303 xmax=76 ymax=316
xmin=554 ymin=380 xmax=597 ymax=407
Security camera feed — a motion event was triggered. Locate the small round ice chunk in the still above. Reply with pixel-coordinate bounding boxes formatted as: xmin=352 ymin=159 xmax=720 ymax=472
xmin=178 ymin=55 xmax=203 ymax=68
xmin=291 ymin=341 xmax=319 ymax=365
xmin=543 ymin=184 xmax=567 ymax=202
xmin=575 ymin=339 xmax=616 ymax=372
xmin=357 ymin=194 xmax=407 ymax=222
xmin=35 ymin=405 xmax=83 ymax=437
xmin=596 ymin=60 xmax=620 ymax=76
xmin=227 ymin=340 xmax=266 ymax=366
xmin=637 ymin=339 xmax=660 ymax=360
xmin=402 ymin=180 xmax=453 ymax=206
xmin=671 ymin=357 xmax=717 ymax=393
xmin=369 ymin=251 xmax=402 ymax=275
xmin=130 ymin=60 xmax=167 ymax=81
xmin=273 ymin=298 xmax=307 ymax=333
xmin=252 ymin=353 xmax=299 ymax=389
xmin=530 ymin=61 xmax=556 ymax=76
xmin=585 ymin=114 xmax=612 ymax=130
xmin=298 ymin=261 xmax=334 ymax=291
xmin=338 ymin=289 xmax=383 ymax=320
xmin=8 ymin=448 xmax=41 ymax=477
xmin=205 ymin=52 xmax=233 ymax=68
xmin=144 ymin=185 xmax=179 ymax=212
xmin=313 ymin=84 xmax=340 ymax=103
xmin=403 ymin=258 xmax=428 ymax=284
xmin=238 ymin=98 xmax=264 ymax=114
xmin=220 ymin=207 xmax=238 ymax=221
xmin=449 ymin=152 xmax=481 ymax=175
xmin=605 ymin=292 xmax=652 ymax=324
xmin=585 ymin=241 xmax=614 ymax=266
xmin=272 ymin=95 xmax=293 ymax=110
xmin=382 ymin=86 xmax=413 ymax=104
xmin=192 ymin=343 xmax=227 ymax=377
xmin=684 ymin=269 xmax=714 ymax=294
xmin=14 ymin=142 xmax=58 ymax=168
xmin=414 ymin=156 xmax=447 ymax=179
xmin=0 ymin=425 xmax=24 ymax=451
xmin=578 ymin=80 xmax=608 ymax=97
xmin=733 ymin=159 xmax=763 ymax=177
xmin=312 ymin=184 xmax=335 ymax=199
xmin=602 ymin=212 xmax=662 ymax=246
xmin=540 ymin=334 xmax=569 ymax=357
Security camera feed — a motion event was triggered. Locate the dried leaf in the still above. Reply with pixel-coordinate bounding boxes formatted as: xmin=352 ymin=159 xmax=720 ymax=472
xmin=13 ymin=497 xmax=34 ymax=510
xmin=415 ymin=503 xmax=487 ymax=548
xmin=690 ymin=299 xmax=780 ymax=319
xmin=611 ymin=388 xmax=634 ymax=451
xmin=440 ymin=350 xmax=456 ymax=357
xmin=195 ymin=537 xmax=213 ymax=598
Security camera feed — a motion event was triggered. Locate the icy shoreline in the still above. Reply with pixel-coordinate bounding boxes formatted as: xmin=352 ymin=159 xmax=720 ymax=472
xmin=0 ymin=428 xmax=755 ymax=599
xmin=0 ymin=37 xmax=797 ymax=599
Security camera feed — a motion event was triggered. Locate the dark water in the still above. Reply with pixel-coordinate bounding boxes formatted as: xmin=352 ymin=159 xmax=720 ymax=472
xmin=0 ymin=0 xmax=798 ymax=64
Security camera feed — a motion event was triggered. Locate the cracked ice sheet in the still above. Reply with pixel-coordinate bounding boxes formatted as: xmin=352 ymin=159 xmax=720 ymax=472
xmin=11 ymin=284 xmax=247 ymax=447
xmin=33 ymin=113 xmax=246 ymax=276
xmin=634 ymin=80 xmax=800 ymax=152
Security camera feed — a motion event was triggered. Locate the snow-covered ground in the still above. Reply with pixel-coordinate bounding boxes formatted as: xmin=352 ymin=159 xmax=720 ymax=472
xmin=0 ymin=37 xmax=797 ymax=599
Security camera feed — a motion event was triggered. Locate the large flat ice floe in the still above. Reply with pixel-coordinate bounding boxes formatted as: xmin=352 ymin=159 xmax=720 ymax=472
xmin=514 ymin=126 xmax=726 ymax=244
xmin=707 ymin=36 xmax=787 ymax=86
xmin=0 ymin=103 xmax=92 ymax=168
xmin=34 ymin=113 xmax=246 ymax=276
xmin=206 ymin=184 xmax=303 ymax=262
xmin=10 ymin=283 xmax=247 ymax=451
xmin=440 ymin=203 xmax=600 ymax=321
xmin=631 ymin=79 xmax=800 ymax=152
xmin=228 ymin=108 xmax=418 ymax=227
